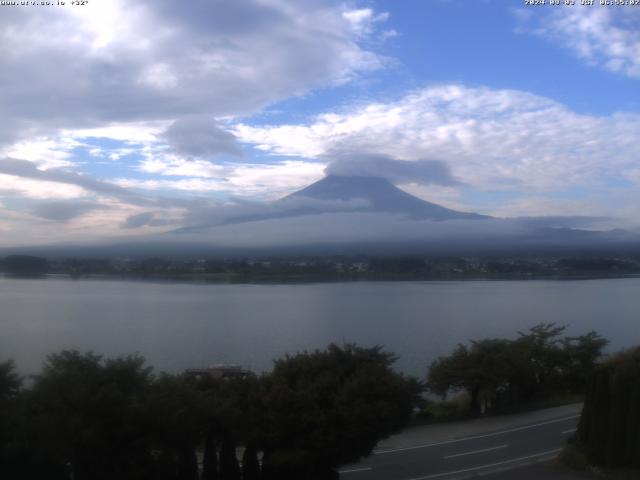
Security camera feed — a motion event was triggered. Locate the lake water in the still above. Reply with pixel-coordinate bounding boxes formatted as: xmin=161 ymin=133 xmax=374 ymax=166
xmin=1 ymin=276 xmax=639 ymax=377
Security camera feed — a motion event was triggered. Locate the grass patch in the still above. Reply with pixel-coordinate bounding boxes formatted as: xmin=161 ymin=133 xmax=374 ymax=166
xmin=482 ymin=392 xmax=585 ymax=418
xmin=412 ymin=393 xmax=471 ymax=425
xmin=411 ymin=392 xmax=584 ymax=426
xmin=558 ymin=444 xmax=589 ymax=471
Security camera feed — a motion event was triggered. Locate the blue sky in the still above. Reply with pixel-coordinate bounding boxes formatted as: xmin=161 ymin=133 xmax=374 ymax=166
xmin=247 ymin=1 xmax=639 ymax=120
xmin=0 ymin=0 xmax=638 ymax=245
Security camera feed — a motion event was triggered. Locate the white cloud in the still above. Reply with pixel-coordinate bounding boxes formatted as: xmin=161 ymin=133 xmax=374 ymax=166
xmin=138 ymin=63 xmax=179 ymax=90
xmin=0 ymin=0 xmax=392 ymax=246
xmin=225 ymin=161 xmax=325 ymax=198
xmin=400 ymin=183 xmax=470 ymax=213
xmin=342 ymin=8 xmax=389 ymax=36
xmin=171 ymin=213 xmax=525 ymax=248
xmin=0 ymin=137 xmax=81 ymax=169
xmin=138 ymin=157 xmax=227 ymax=178
xmin=516 ymin=5 xmax=640 ymax=79
xmin=122 ymin=159 xmax=325 ymax=199
xmin=114 ymin=178 xmax=229 ymax=193
xmin=235 ymin=84 xmax=640 ymax=193
xmin=629 ymin=168 xmax=640 ymax=184
xmin=67 ymin=123 xmax=168 ymax=145
xmin=0 ymin=174 xmax=87 ymax=200
xmin=0 ymin=0 xmax=388 ymax=147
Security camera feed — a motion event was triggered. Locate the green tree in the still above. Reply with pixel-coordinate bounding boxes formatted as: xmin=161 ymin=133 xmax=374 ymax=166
xmin=427 ymin=324 xmax=608 ymax=414
xmin=515 ymin=324 xmax=608 ymax=398
xmin=260 ymin=344 xmax=421 ymax=479
xmin=219 ymin=430 xmax=241 ymax=480
xmin=427 ymin=339 xmax=525 ymax=413
xmin=515 ymin=323 xmax=567 ymax=393
xmin=560 ymin=331 xmax=609 ymax=391
xmin=201 ymin=432 xmax=219 ymax=480
xmin=577 ymin=346 xmax=640 ymax=469
xmin=241 ymin=445 xmax=261 ymax=480
xmin=0 ymin=360 xmax=22 ymax=402
xmin=145 ymin=374 xmax=203 ymax=480
xmin=0 ymin=360 xmax=23 ymax=477
xmin=194 ymin=373 xmax=263 ymax=480
xmin=25 ymin=351 xmax=155 ymax=480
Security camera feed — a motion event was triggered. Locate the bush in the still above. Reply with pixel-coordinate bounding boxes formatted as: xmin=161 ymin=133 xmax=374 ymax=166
xmin=558 ymin=444 xmax=589 ymax=471
xmin=578 ymin=346 xmax=640 ymax=469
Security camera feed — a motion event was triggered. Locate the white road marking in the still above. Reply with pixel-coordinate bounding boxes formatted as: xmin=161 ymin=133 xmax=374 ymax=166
xmin=443 ymin=444 xmax=508 ymax=459
xmin=562 ymin=428 xmax=577 ymax=434
xmin=339 ymin=467 xmax=373 ymax=474
xmin=407 ymin=448 xmax=562 ymax=480
xmin=374 ymin=415 xmax=579 ymax=454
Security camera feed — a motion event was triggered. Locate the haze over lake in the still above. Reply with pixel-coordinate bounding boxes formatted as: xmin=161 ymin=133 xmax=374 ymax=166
xmin=2 ymin=276 xmax=639 ymax=377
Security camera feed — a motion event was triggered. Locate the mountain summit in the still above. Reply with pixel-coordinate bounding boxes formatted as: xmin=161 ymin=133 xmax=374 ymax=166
xmin=284 ymin=175 xmax=488 ymax=221
xmin=168 ymin=174 xmax=628 ymax=253
xmin=175 ymin=175 xmax=489 ymax=232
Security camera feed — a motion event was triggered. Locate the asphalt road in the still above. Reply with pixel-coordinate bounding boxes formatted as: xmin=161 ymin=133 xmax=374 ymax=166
xmin=339 ymin=413 xmax=580 ymax=480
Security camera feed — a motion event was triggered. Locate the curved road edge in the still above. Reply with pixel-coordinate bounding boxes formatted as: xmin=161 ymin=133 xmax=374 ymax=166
xmin=339 ymin=403 xmax=583 ymax=480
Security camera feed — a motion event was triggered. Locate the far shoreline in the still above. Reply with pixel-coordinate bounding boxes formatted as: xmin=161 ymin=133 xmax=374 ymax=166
xmin=3 ymin=271 xmax=640 ymax=286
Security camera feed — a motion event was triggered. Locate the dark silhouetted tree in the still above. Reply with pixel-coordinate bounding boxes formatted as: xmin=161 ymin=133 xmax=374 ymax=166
xmin=561 ymin=331 xmax=609 ymax=391
xmin=219 ymin=429 xmax=241 ymax=480
xmin=145 ymin=374 xmax=203 ymax=480
xmin=578 ymin=346 xmax=640 ymax=469
xmin=0 ymin=360 xmax=21 ymax=402
xmin=25 ymin=351 xmax=154 ymax=480
xmin=427 ymin=339 xmax=527 ymax=413
xmin=260 ymin=344 xmax=421 ymax=479
xmin=177 ymin=446 xmax=198 ymax=480
xmin=516 ymin=323 xmax=567 ymax=392
xmin=427 ymin=324 xmax=608 ymax=414
xmin=201 ymin=432 xmax=219 ymax=480
xmin=0 ymin=360 xmax=23 ymax=477
xmin=241 ymin=444 xmax=261 ymax=480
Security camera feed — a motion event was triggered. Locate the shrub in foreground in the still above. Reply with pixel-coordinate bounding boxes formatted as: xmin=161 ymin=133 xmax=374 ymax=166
xmin=577 ymin=346 xmax=640 ymax=469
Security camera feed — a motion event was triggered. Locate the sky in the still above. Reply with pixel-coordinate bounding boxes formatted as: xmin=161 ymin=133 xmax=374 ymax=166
xmin=0 ymin=0 xmax=639 ymax=246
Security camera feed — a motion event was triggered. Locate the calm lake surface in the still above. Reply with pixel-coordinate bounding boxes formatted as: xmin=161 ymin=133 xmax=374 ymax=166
xmin=1 ymin=276 xmax=639 ymax=377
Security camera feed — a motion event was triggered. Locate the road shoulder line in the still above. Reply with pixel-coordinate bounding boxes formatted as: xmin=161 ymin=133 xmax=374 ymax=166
xmin=375 ymin=415 xmax=579 ymax=454
xmin=443 ymin=444 xmax=508 ymax=459
xmin=407 ymin=448 xmax=562 ymax=480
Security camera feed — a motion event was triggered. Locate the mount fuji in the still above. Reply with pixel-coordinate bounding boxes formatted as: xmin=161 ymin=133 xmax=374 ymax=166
xmin=282 ymin=175 xmax=488 ymax=220
xmin=5 ymin=175 xmax=633 ymax=258
xmin=201 ymin=175 xmax=490 ymax=227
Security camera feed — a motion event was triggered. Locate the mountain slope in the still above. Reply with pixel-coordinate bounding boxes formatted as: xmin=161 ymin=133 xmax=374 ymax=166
xmin=282 ymin=175 xmax=488 ymax=221
xmin=174 ymin=175 xmax=490 ymax=231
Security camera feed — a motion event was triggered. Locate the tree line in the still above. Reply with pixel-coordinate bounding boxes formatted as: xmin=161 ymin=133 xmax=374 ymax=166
xmin=0 ymin=325 xmax=615 ymax=479
xmin=0 ymin=344 xmax=420 ymax=480
xmin=3 ymin=254 xmax=640 ymax=281
xmin=426 ymin=323 xmax=608 ymax=414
